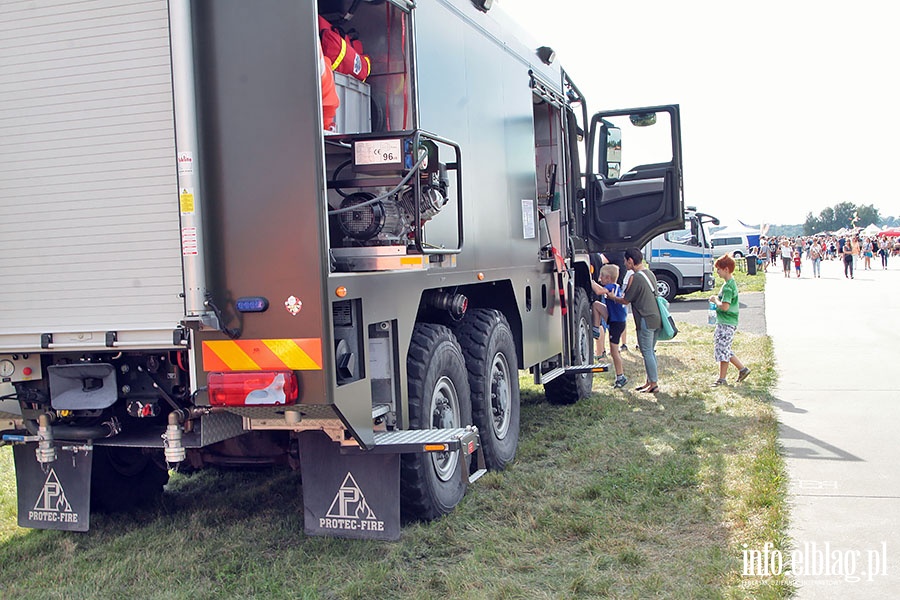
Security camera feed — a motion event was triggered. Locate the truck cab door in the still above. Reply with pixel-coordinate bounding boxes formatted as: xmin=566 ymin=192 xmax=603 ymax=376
xmin=585 ymin=105 xmax=684 ymax=250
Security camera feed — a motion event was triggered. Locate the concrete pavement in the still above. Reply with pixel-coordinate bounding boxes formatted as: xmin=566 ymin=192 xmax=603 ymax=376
xmin=767 ymin=257 xmax=900 ymax=597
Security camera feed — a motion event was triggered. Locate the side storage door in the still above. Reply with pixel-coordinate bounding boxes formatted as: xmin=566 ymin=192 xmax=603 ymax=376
xmin=585 ymin=105 xmax=684 ymax=250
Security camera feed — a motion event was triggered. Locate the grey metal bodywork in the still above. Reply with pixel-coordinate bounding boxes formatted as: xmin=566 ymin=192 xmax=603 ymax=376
xmin=191 ymin=0 xmax=331 ymax=404
xmin=190 ymin=0 xmax=572 ymax=446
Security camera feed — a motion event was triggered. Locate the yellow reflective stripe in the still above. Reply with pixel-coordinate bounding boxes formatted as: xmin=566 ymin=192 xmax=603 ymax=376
xmin=361 ymin=55 xmax=371 ymax=82
xmin=202 ymin=339 xmax=323 ymax=372
xmin=262 ymin=339 xmax=321 ymax=370
xmin=203 ymin=340 xmax=261 ymax=371
xmin=331 ymin=38 xmax=347 ymax=71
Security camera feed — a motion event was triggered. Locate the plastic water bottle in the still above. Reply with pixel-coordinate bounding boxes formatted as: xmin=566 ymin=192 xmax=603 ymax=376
xmin=708 ymin=301 xmax=717 ymax=326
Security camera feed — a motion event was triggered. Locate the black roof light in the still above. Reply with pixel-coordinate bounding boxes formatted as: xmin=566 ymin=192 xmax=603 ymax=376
xmin=537 ymin=46 xmax=556 ymax=65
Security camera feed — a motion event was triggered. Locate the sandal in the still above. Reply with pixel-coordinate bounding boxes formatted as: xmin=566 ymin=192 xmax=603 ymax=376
xmin=635 ymin=383 xmax=651 ymax=391
xmin=641 ymin=384 xmax=659 ymax=393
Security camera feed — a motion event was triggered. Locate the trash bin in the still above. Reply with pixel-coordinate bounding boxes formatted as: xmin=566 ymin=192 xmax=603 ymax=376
xmin=746 ymin=255 xmax=757 ymax=275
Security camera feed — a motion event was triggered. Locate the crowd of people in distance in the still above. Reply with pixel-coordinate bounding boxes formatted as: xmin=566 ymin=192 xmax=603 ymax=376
xmin=754 ymin=233 xmax=897 ymax=279
xmin=587 ymin=230 xmax=898 ymax=392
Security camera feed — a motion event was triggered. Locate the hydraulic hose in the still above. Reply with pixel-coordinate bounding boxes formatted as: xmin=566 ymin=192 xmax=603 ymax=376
xmin=23 ymin=417 xmax=119 ymax=441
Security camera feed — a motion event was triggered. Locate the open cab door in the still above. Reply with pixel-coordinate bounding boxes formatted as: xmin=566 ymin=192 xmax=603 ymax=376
xmin=585 ymin=105 xmax=684 ymax=250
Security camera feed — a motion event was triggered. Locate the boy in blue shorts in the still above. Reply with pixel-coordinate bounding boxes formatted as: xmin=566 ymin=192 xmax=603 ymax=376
xmin=592 ymin=264 xmax=628 ymax=388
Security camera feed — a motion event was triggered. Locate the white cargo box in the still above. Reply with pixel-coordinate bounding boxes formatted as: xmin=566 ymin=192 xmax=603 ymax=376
xmin=334 ymin=72 xmax=372 ymax=134
xmin=0 ymin=0 xmax=185 ymax=353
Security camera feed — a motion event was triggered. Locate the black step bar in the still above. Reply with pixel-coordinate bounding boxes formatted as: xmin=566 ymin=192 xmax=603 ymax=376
xmin=563 ymin=362 xmax=610 ymax=375
xmin=341 ymin=426 xmax=487 ymax=483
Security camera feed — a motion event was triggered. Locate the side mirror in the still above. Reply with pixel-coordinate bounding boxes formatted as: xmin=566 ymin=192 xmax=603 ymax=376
xmin=603 ymin=125 xmax=621 ymax=179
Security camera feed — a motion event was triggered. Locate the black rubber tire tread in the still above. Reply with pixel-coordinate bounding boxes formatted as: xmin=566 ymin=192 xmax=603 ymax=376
xmin=90 ymin=446 xmax=169 ymax=512
xmin=656 ymin=272 xmax=677 ymax=303
xmin=544 ymin=287 xmax=594 ymax=405
xmin=453 ymin=309 xmax=520 ymax=471
xmin=400 ymin=323 xmax=472 ymax=522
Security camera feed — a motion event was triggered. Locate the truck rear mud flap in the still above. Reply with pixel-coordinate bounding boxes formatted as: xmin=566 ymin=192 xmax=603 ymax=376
xmin=299 ymin=427 xmax=484 ymax=541
xmin=12 ymin=444 xmax=92 ymax=532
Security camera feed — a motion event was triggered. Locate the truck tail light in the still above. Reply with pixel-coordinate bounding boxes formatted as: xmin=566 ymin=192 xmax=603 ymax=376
xmin=208 ymin=371 xmax=298 ymax=406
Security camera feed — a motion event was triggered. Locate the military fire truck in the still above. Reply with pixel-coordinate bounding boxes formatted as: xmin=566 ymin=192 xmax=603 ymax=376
xmin=0 ymin=0 xmax=683 ymax=540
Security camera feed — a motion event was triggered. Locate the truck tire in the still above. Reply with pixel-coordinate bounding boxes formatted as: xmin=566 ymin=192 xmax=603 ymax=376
xmin=655 ymin=272 xmax=677 ymax=303
xmin=90 ymin=446 xmax=169 ymax=512
xmin=454 ymin=309 xmax=520 ymax=471
xmin=400 ymin=323 xmax=472 ymax=521
xmin=544 ymin=287 xmax=594 ymax=405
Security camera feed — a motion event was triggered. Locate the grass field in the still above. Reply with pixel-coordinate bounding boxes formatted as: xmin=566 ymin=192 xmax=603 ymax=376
xmin=0 ymin=315 xmax=791 ymax=598
xmin=682 ymin=266 xmax=767 ymax=299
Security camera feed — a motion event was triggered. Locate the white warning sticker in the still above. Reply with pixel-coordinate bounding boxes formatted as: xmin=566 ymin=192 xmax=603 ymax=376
xmin=177 ymin=151 xmax=194 ymax=174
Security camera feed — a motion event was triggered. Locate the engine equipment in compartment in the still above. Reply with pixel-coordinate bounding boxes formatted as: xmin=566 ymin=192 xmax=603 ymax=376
xmin=327 ymin=130 xmax=462 ymax=270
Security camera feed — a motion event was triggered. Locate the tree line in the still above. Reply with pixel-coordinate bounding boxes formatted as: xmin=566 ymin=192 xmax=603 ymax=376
xmin=803 ymin=202 xmax=881 ymax=235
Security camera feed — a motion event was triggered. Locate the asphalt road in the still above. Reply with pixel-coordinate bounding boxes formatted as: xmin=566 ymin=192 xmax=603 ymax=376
xmin=668 ymin=290 xmax=767 ymax=336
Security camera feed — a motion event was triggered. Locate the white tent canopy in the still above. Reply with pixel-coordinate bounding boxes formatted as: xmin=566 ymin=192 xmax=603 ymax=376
xmin=862 ymin=223 xmax=881 ymax=236
xmin=712 ymin=220 xmax=760 ymax=237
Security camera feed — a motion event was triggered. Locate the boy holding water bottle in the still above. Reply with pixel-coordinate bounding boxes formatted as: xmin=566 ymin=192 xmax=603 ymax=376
xmin=709 ymin=254 xmax=750 ymax=386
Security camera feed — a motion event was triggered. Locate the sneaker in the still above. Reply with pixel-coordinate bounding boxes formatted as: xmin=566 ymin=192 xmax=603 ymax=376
xmin=619 ymin=344 xmax=629 ymax=352
xmin=597 ymin=351 xmax=607 ymax=360
xmin=713 ymin=379 xmax=728 ymax=386
xmin=736 ymin=367 xmax=751 ymax=383
xmin=613 ymin=375 xmax=627 ymax=389
xmin=592 ymin=326 xmax=601 ymax=339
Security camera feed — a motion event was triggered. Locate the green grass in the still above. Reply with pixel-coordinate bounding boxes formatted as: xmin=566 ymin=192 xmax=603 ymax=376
xmin=0 ymin=306 xmax=791 ymax=598
xmin=682 ymin=264 xmax=767 ymax=300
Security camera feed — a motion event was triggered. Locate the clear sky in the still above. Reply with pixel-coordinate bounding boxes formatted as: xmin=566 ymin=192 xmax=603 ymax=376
xmin=498 ymin=0 xmax=899 ymax=227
